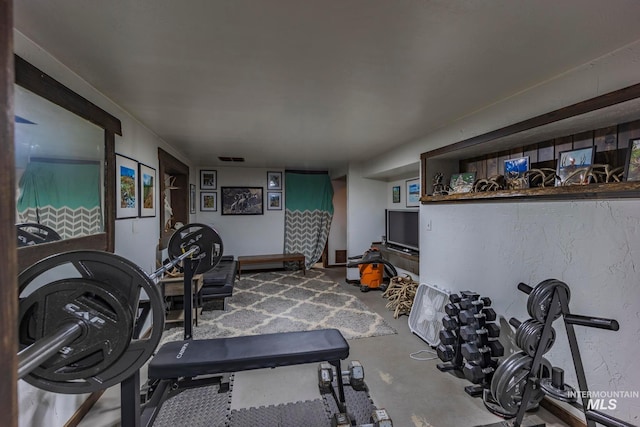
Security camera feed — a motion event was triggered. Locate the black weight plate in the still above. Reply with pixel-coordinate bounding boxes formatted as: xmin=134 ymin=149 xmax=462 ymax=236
xmin=19 ymin=278 xmax=133 ymax=382
xmin=495 ymin=352 xmax=551 ymax=415
xmin=18 ymin=250 xmax=164 ymax=394
xmin=17 ymin=223 xmax=62 ymax=247
xmin=167 ymin=223 xmax=224 ymax=274
xmin=527 ymin=279 xmax=570 ymax=322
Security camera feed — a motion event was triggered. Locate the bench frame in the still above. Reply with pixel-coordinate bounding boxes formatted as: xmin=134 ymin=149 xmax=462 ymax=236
xmin=237 ymin=253 xmax=306 ymax=278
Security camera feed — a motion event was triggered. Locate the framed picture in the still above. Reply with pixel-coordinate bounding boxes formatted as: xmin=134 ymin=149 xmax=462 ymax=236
xmin=200 ymin=191 xmax=217 ymax=212
xmin=449 ymin=172 xmax=476 ymax=194
xmin=138 ymin=163 xmax=156 ymax=217
xmin=504 ymin=156 xmax=530 ymax=189
xmin=221 ymin=187 xmax=263 ymax=215
xmin=115 ymin=154 xmax=138 ymax=219
xmin=406 ymin=178 xmax=420 ymax=207
xmin=556 ymin=147 xmax=595 ymax=186
xmin=392 ymin=186 xmax=401 ymax=203
xmin=189 ymin=184 xmax=196 ymax=214
xmin=267 ymin=191 xmax=283 ymax=210
xmin=625 ymin=138 xmax=640 ymax=182
xmin=200 ymin=169 xmax=217 ymax=190
xmin=267 ymin=171 xmax=282 ymax=190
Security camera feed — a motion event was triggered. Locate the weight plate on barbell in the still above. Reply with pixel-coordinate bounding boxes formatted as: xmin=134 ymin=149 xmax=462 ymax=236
xmin=16 ymin=223 xmax=62 ymax=247
xmin=527 ymin=279 xmax=570 ymax=322
xmin=167 ymin=223 xmax=224 ymax=274
xmin=516 ymin=319 xmax=556 ymax=357
xmin=492 ymin=351 xmax=551 ymax=415
xmin=18 ymin=250 xmax=165 ymax=394
xmin=19 ymin=278 xmax=133 ymax=383
xmin=539 ymin=377 xmax=578 ymax=403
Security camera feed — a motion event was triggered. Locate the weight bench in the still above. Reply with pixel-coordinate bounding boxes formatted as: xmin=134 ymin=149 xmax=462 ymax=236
xmin=137 ymin=329 xmax=349 ymax=426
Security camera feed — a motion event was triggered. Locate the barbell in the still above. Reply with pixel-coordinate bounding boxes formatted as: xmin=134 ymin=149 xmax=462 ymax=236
xmin=17 ymin=223 xmax=224 ymax=394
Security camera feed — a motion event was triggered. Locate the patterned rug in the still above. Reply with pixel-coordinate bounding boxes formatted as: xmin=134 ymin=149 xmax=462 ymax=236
xmin=162 ymin=269 xmax=396 ymax=343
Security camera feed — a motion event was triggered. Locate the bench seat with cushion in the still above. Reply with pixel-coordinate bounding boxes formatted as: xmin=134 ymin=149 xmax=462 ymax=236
xmin=200 ymin=255 xmax=236 ymax=309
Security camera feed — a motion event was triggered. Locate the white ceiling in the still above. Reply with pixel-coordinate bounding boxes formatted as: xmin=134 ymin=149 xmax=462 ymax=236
xmin=13 ymin=0 xmax=640 ymax=171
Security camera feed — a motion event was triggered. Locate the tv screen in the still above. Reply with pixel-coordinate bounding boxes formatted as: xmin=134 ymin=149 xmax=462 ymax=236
xmin=386 ymin=209 xmax=419 ymax=252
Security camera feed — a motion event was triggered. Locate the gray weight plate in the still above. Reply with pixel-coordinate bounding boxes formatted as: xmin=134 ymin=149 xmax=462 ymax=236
xmin=527 ymin=279 xmax=570 ymax=322
xmin=18 ymin=250 xmax=165 ymax=394
xmin=539 ymin=378 xmax=578 ymax=403
xmin=494 ymin=352 xmax=551 ymax=415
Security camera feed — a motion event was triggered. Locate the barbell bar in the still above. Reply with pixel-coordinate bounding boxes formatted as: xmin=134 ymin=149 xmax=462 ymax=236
xmin=149 ymin=246 xmax=198 ymax=280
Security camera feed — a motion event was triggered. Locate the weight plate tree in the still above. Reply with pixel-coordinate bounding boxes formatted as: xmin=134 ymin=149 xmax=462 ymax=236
xmin=18 ymin=250 xmax=165 ymax=394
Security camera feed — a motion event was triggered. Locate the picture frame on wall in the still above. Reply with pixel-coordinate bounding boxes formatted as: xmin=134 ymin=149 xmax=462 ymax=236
xmin=200 ymin=169 xmax=217 ymax=190
xmin=115 ymin=154 xmax=138 ymax=219
xmin=138 ymin=163 xmax=156 ymax=217
xmin=267 ymin=171 xmax=282 ymax=190
xmin=221 ymin=187 xmax=263 ymax=215
xmin=405 ymin=178 xmax=420 ymax=207
xmin=200 ymin=191 xmax=217 ymax=212
xmin=392 ymin=185 xmax=401 ymax=203
xmin=556 ymin=147 xmax=595 ymax=186
xmin=504 ymin=156 xmax=530 ymax=189
xmin=189 ymin=184 xmax=196 ymax=214
xmin=267 ymin=191 xmax=282 ymax=210
xmin=625 ymin=138 xmax=640 ymax=182
xmin=449 ymin=172 xmax=476 ymax=194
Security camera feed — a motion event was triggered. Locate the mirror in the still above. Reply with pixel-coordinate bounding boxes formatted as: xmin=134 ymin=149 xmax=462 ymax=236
xmin=15 ymin=55 xmax=121 ymax=271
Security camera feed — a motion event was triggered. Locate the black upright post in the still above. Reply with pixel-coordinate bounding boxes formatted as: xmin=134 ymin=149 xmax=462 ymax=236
xmin=120 ymin=372 xmax=141 ymax=427
xmin=182 ymin=258 xmax=195 ymax=340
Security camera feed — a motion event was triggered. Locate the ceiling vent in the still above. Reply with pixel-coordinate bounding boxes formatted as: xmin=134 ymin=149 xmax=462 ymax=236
xmin=218 ymin=156 xmax=245 ymax=162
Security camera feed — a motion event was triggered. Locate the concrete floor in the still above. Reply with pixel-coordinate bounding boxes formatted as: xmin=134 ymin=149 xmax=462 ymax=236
xmin=79 ymin=267 xmax=571 ymax=427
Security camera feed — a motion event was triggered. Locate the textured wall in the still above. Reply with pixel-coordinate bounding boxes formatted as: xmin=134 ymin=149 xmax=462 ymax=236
xmin=420 ymin=199 xmax=640 ymax=424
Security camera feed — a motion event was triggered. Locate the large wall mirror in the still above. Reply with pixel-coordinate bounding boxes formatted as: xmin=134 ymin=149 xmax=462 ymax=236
xmin=15 ymin=55 xmax=121 ymax=271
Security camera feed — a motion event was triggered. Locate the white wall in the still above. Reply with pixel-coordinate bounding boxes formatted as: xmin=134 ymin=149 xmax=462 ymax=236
xmin=15 ymin=31 xmax=189 ymax=427
xmin=421 ymin=200 xmax=640 ymax=423
xmin=193 ymin=167 xmax=285 ymax=257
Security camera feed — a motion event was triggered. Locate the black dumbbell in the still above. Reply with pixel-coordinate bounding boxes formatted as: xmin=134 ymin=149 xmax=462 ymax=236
xmin=459 ymin=310 xmax=476 ymax=325
xmin=449 ymin=293 xmax=461 ymax=304
xmin=487 ymin=339 xmax=504 ymax=357
xmin=461 ymin=343 xmax=493 ymax=367
xmin=461 ymin=291 xmax=480 ymax=301
xmin=444 ymin=303 xmax=460 ymax=317
xmin=439 ymin=329 xmax=456 ymax=345
xmin=485 ymin=323 xmax=500 ymax=338
xmin=482 ymin=307 xmax=497 ymax=321
xmin=463 ymin=361 xmax=495 ymax=384
xmin=459 ymin=325 xmax=477 ymax=342
xmin=436 ymin=344 xmax=455 ymax=362
xmin=443 ymin=315 xmax=459 ymax=331
xmin=468 ymin=313 xmax=487 ymax=329
xmin=459 ymin=298 xmax=474 ymax=310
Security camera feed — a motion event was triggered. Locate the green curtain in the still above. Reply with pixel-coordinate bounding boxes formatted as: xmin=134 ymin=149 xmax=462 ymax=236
xmin=17 ymin=159 xmax=102 ymax=239
xmin=284 ymin=172 xmax=334 ymax=269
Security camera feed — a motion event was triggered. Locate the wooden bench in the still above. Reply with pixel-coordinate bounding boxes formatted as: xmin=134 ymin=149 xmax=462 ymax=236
xmin=237 ymin=253 xmax=305 ymax=278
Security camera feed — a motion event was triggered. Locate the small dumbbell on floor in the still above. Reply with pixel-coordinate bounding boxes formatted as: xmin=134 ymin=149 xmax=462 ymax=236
xmin=463 ymin=360 xmax=497 ymax=384
xmin=318 ymin=360 xmax=366 ymax=391
xmin=331 ymin=408 xmax=393 ymax=427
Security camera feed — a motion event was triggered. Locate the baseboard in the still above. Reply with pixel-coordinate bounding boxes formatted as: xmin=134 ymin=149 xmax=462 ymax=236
xmin=63 ymin=390 xmax=105 ymax=427
xmin=540 ymin=398 xmax=586 ymax=427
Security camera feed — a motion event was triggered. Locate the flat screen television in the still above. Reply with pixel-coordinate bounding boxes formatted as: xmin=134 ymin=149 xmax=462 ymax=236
xmin=385 ymin=209 xmax=419 ymax=253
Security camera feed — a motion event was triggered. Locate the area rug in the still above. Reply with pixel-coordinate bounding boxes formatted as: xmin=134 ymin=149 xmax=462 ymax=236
xmin=162 ymin=269 xmax=397 ymax=343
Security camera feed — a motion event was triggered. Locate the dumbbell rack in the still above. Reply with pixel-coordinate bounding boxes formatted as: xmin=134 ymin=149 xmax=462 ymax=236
xmin=478 ymin=281 xmax=631 ymax=427
xmin=436 ymin=291 xmax=503 ymax=397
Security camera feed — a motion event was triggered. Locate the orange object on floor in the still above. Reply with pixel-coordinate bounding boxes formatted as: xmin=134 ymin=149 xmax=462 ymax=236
xmin=359 ymin=262 xmax=384 ymax=289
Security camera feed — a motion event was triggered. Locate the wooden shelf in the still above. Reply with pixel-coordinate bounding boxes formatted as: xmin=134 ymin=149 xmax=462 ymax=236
xmin=422 ymin=181 xmax=640 ymax=203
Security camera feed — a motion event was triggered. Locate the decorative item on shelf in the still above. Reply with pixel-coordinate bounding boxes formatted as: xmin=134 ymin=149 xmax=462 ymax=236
xmin=556 ymin=147 xmax=595 ymax=186
xmin=472 ymin=175 xmax=505 ymax=192
xmin=449 ymin=172 xmax=476 ymax=194
xmin=524 ymin=168 xmax=557 ymax=187
xmin=581 ymin=164 xmax=625 ymax=184
xmin=432 ymin=172 xmax=449 ymax=196
xmin=504 ymin=157 xmax=530 ymax=190
xmin=624 ymin=137 xmax=640 ymax=182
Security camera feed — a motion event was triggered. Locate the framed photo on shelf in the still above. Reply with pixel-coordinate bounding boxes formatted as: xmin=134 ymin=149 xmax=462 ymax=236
xmin=267 ymin=171 xmax=282 ymax=190
xmin=221 ymin=187 xmax=263 ymax=215
xmin=556 ymin=147 xmax=595 ymax=186
xmin=405 ymin=178 xmax=420 ymax=207
xmin=138 ymin=163 xmax=156 ymax=217
xmin=115 ymin=154 xmax=138 ymax=219
xmin=189 ymin=184 xmax=196 ymax=214
xmin=200 ymin=169 xmax=217 ymax=190
xmin=267 ymin=191 xmax=282 ymax=210
xmin=504 ymin=156 xmax=530 ymax=189
xmin=625 ymin=138 xmax=640 ymax=182
xmin=200 ymin=191 xmax=217 ymax=212
xmin=392 ymin=185 xmax=401 ymax=203
xmin=449 ymin=172 xmax=476 ymax=194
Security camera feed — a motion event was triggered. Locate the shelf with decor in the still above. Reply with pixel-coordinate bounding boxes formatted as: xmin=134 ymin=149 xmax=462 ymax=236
xmin=420 ymin=83 xmax=640 ymax=204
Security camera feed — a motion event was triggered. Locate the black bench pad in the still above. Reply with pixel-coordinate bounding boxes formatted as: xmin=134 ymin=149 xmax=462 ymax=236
xmin=149 ymin=328 xmax=349 ymax=380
